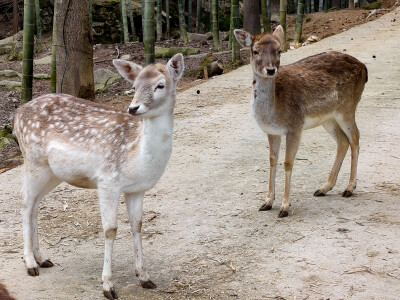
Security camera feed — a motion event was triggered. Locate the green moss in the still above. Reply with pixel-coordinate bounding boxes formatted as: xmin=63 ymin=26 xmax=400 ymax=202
xmin=155 ymin=47 xmax=199 ymax=58
xmin=0 ymin=126 xmax=17 ymax=149
xmin=362 ymin=1 xmax=382 ymax=9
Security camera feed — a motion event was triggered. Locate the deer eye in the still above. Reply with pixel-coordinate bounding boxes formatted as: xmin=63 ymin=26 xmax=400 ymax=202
xmin=253 ymin=51 xmax=259 ymax=56
xmin=278 ymin=50 xmax=282 ymax=55
xmin=156 ymin=84 xmax=164 ymax=89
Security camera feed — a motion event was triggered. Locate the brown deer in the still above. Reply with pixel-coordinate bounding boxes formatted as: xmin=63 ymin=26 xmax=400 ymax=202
xmin=13 ymin=54 xmax=184 ymax=299
xmin=234 ymin=26 xmax=367 ymax=218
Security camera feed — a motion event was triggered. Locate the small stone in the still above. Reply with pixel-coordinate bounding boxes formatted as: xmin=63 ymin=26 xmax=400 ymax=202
xmin=33 ymin=73 xmax=50 ymax=80
xmin=0 ymin=70 xmax=21 ymax=77
xmin=120 ymin=54 xmax=130 ymax=60
xmin=34 ymin=55 xmax=52 ymax=65
xmin=0 ymin=80 xmax=22 ymax=90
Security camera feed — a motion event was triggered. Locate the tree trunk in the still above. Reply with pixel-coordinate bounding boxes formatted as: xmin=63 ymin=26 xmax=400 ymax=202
xmin=143 ymin=0 xmax=155 ymax=64
xmin=294 ymin=0 xmax=305 ymax=45
xmin=127 ymin=0 xmax=136 ymax=40
xmin=188 ymin=0 xmax=192 ymax=33
xmin=34 ymin=0 xmax=41 ymax=41
xmin=266 ymin=0 xmax=272 ymax=32
xmin=13 ymin=0 xmax=19 ymax=34
xmin=319 ymin=0 xmax=323 ymax=11
xmin=166 ymin=0 xmax=170 ymax=38
xmin=178 ymin=0 xmax=188 ymax=42
xmin=261 ymin=0 xmax=267 ymax=33
xmin=121 ymin=0 xmax=129 ymax=43
xmin=280 ymin=0 xmax=287 ymax=50
xmin=349 ymin=0 xmax=354 ymax=9
xmin=197 ymin=60 xmax=223 ymax=79
xmin=212 ymin=0 xmax=220 ymax=50
xmin=50 ymin=1 xmax=57 ymax=93
xmin=305 ymin=0 xmax=310 ymax=13
xmin=332 ymin=0 xmax=340 ymax=8
xmin=228 ymin=0 xmax=233 ymax=50
xmin=21 ymin=0 xmax=35 ymax=104
xmin=209 ymin=0 xmax=212 ymax=32
xmin=55 ymin=0 xmax=94 ymax=100
xmin=156 ymin=0 xmax=162 ymax=40
xmin=311 ymin=0 xmax=315 ymax=12
xmin=231 ymin=0 xmax=240 ymax=62
xmin=141 ymin=0 xmax=145 ymax=38
xmin=89 ymin=0 xmax=93 ymax=29
xmin=243 ymin=0 xmax=261 ymax=36
xmin=196 ymin=0 xmax=200 ymax=33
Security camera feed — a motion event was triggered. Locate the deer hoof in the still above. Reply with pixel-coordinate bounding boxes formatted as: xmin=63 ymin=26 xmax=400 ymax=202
xmin=342 ymin=190 xmax=353 ymax=197
xmin=140 ymin=280 xmax=157 ymax=289
xmin=278 ymin=210 xmax=289 ymax=218
xmin=27 ymin=267 xmax=39 ymax=276
xmin=39 ymin=259 xmax=54 ymax=268
xmin=103 ymin=288 xmax=118 ymax=299
xmin=313 ymin=189 xmax=326 ymax=197
xmin=259 ymin=204 xmax=272 ymax=211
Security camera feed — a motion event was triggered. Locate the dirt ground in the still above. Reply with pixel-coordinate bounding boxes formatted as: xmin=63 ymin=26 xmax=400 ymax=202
xmin=1 ymin=6 xmax=400 ymax=300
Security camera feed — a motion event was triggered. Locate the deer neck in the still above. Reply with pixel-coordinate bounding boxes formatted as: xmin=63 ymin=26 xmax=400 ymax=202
xmin=254 ymin=74 xmax=275 ymax=99
xmin=252 ymin=74 xmax=287 ymax=135
xmin=142 ymin=109 xmax=174 ymax=145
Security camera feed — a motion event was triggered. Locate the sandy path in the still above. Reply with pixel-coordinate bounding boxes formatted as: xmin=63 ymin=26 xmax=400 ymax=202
xmin=1 ymin=8 xmax=399 ymax=300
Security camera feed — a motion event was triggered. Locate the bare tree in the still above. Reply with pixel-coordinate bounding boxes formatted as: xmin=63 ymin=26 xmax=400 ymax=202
xmin=178 ymin=0 xmax=188 ymax=42
xmin=188 ymin=0 xmax=192 ymax=32
xmin=279 ymin=0 xmax=287 ymax=50
xmin=294 ymin=0 xmax=305 ymax=45
xmin=128 ymin=0 xmax=136 ymax=40
xmin=166 ymin=0 xmax=170 ymax=38
xmin=231 ymin=0 xmax=240 ymax=62
xmin=21 ymin=0 xmax=35 ymax=104
xmin=121 ymin=0 xmax=129 ymax=43
xmin=34 ymin=0 xmax=41 ymax=41
xmin=13 ymin=0 xmax=19 ymax=34
xmin=143 ymin=0 xmax=155 ymax=64
xmin=50 ymin=1 xmax=57 ymax=93
xmin=196 ymin=0 xmax=200 ymax=33
xmin=243 ymin=0 xmax=261 ymax=35
xmin=55 ymin=0 xmax=94 ymax=99
xmin=212 ymin=0 xmax=220 ymax=50
xmin=156 ymin=0 xmax=162 ymax=40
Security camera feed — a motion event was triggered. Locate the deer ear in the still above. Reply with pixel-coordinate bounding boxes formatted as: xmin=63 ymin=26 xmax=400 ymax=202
xmin=273 ymin=25 xmax=284 ymax=44
xmin=167 ymin=53 xmax=184 ymax=84
xmin=234 ymin=29 xmax=252 ymax=48
xmin=113 ymin=59 xmax=142 ymax=83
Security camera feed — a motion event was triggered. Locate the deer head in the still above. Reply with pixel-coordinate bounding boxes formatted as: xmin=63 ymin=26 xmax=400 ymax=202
xmin=113 ymin=53 xmax=184 ymax=118
xmin=234 ymin=26 xmax=284 ymax=79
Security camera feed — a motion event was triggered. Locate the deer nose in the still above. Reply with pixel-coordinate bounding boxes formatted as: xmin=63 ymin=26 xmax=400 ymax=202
xmin=128 ymin=105 xmax=140 ymax=115
xmin=266 ymin=68 xmax=276 ymax=76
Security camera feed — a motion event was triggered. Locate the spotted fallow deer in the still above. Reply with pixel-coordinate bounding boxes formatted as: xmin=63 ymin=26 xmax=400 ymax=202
xmin=234 ymin=26 xmax=367 ymax=218
xmin=13 ymin=53 xmax=184 ymax=299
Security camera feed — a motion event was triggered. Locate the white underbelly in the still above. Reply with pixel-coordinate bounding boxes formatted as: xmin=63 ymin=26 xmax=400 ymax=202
xmin=303 ymin=113 xmax=335 ymax=130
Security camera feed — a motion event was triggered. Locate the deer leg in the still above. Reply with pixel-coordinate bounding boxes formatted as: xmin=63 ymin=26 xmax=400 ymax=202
xmin=337 ymin=118 xmax=360 ymax=197
xmin=314 ymin=120 xmax=349 ymax=196
xmin=98 ymin=188 xmax=120 ymax=300
xmin=260 ymin=134 xmax=281 ymax=211
xmin=279 ymin=131 xmax=301 ymax=218
xmin=22 ymin=166 xmax=61 ymax=276
xmin=125 ymin=192 xmax=156 ymax=289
